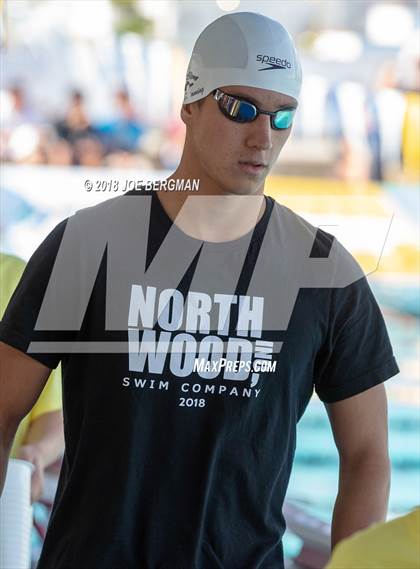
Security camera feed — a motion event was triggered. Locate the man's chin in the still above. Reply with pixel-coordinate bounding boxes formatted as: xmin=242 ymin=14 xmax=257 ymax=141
xmin=200 ymin=169 xmax=266 ymax=195
xmin=227 ymin=176 xmax=266 ymax=196
xmin=226 ymin=186 xmax=263 ymax=196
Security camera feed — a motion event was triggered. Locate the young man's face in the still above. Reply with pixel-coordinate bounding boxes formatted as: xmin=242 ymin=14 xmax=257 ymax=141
xmin=182 ymin=85 xmax=297 ymax=195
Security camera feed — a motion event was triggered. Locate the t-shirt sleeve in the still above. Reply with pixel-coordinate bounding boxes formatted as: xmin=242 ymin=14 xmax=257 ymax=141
xmin=0 ymin=220 xmax=68 ymax=369
xmin=314 ymin=275 xmax=400 ymax=403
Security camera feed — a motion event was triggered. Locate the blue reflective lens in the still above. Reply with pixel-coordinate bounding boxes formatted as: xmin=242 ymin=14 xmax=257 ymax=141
xmin=223 ymin=97 xmax=257 ymax=122
xmin=236 ymin=102 xmax=257 ymax=121
xmin=273 ymin=109 xmax=295 ymax=130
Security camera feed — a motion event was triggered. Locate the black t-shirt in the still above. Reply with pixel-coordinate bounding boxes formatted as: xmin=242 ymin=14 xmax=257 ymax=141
xmin=0 ymin=191 xmax=399 ymax=569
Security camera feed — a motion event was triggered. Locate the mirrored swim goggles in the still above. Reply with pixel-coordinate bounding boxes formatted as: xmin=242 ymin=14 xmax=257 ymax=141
xmin=213 ymin=88 xmax=296 ymax=130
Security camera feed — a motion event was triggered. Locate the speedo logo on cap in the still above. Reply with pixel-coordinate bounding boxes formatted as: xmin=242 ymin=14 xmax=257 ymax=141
xmin=256 ymin=54 xmax=292 ymax=71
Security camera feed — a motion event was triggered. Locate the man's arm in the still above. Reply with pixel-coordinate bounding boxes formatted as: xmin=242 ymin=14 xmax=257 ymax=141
xmin=0 ymin=341 xmax=51 ymax=496
xmin=325 ymin=383 xmax=391 ymax=551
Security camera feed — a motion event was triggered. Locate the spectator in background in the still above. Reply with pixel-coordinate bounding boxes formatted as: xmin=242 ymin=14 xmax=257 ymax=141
xmin=0 ymin=252 xmax=64 ymax=502
xmin=73 ymin=136 xmax=104 ymax=167
xmin=325 ymin=81 xmax=375 ymax=182
xmin=54 ymin=89 xmax=106 ymax=166
xmin=1 ymin=84 xmax=45 ymax=164
xmin=370 ymin=60 xmax=407 ymax=182
xmin=397 ymin=32 xmax=420 ymax=182
xmin=96 ymin=88 xmax=145 ymax=154
xmin=55 ymin=90 xmax=94 ymax=144
xmin=114 ymin=89 xmax=145 ymax=149
xmin=44 ymin=136 xmax=74 ymax=166
xmin=325 ymin=507 xmax=420 ymax=569
xmin=368 ymin=43 xmax=420 ymax=184
xmin=3 ymin=85 xmax=40 ymax=129
xmin=328 ymin=28 xmax=420 ymax=184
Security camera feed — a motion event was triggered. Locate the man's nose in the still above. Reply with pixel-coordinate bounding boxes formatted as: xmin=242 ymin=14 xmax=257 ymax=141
xmin=245 ymin=114 xmax=273 ymax=150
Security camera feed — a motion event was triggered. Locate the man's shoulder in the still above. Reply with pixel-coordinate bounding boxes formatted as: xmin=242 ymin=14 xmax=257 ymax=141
xmin=269 ymin=198 xmax=342 ymax=259
xmin=75 ymin=188 xmax=150 ymax=214
xmin=268 ymin=197 xmax=364 ymax=289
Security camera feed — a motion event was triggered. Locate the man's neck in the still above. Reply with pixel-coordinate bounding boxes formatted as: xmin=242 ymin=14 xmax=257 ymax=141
xmin=155 ymin=172 xmax=267 ymax=242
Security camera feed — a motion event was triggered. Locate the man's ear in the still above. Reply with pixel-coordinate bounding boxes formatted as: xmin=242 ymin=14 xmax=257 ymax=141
xmin=180 ymin=100 xmax=203 ymax=125
xmin=180 ymin=103 xmax=193 ymax=125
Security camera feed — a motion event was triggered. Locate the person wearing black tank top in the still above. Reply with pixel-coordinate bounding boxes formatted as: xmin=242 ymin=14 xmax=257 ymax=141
xmin=0 ymin=12 xmax=399 ymax=569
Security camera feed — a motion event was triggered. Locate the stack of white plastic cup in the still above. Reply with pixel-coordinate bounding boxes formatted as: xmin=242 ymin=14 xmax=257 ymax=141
xmin=0 ymin=458 xmax=34 ymax=569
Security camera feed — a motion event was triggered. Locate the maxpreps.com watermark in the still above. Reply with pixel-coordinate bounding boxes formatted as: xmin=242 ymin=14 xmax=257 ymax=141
xmin=193 ymin=358 xmax=277 ymax=374
xmin=84 ymin=178 xmax=200 ymax=193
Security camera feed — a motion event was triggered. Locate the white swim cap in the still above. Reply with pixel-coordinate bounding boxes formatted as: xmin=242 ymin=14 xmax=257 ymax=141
xmin=183 ymin=12 xmax=302 ymax=105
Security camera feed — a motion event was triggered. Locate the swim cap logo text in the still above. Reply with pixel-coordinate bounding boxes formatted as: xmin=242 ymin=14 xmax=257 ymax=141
xmin=256 ymin=54 xmax=292 ymax=71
